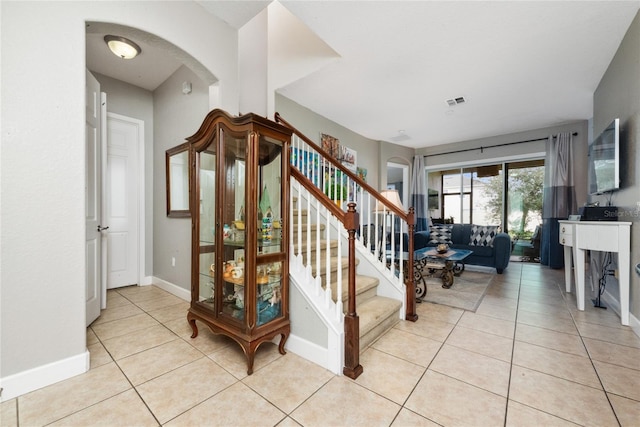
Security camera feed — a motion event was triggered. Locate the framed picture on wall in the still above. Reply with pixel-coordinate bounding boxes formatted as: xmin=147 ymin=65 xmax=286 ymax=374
xmin=356 ymin=167 xmax=367 ymax=182
xmin=340 ymin=146 xmax=357 ymax=172
xmin=320 ymin=133 xmax=340 ymax=158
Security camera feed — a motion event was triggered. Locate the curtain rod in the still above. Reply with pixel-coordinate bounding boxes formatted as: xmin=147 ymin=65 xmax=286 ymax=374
xmin=423 ymin=132 xmax=578 ymax=158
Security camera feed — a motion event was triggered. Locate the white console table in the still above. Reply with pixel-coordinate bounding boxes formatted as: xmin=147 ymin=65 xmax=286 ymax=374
xmin=558 ymin=220 xmax=631 ymax=325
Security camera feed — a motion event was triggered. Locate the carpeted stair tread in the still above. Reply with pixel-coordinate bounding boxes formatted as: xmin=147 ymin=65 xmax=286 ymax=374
xmin=291 ymin=223 xmax=325 ymax=232
xmin=338 ymin=275 xmax=379 ymax=303
xmin=311 ymin=256 xmax=358 ymax=276
xmin=357 ymin=296 xmax=402 ymax=350
xmin=293 ymin=238 xmax=337 ymax=253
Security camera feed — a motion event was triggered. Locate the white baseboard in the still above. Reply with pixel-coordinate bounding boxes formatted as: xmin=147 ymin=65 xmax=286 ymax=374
xmin=140 ymin=275 xmax=153 ymax=286
xmin=630 ymin=313 xmax=640 ymax=339
xmin=151 ymin=276 xmax=190 ymax=302
xmin=285 ymin=334 xmax=335 ymax=374
xmin=0 ymin=350 xmax=89 ymax=402
xmin=602 ymin=290 xmax=640 ymax=338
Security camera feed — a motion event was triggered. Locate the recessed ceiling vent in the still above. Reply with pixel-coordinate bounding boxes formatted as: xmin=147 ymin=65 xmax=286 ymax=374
xmin=445 ymin=96 xmax=466 ymax=107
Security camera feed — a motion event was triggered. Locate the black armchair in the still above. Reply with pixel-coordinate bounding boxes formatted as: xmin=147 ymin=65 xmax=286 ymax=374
xmin=515 ymin=226 xmax=541 ymax=262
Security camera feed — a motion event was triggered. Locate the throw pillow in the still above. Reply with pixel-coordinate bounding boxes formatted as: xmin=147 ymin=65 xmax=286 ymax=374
xmin=429 ymin=224 xmax=453 ymax=244
xmin=469 ymin=225 xmax=500 ymax=247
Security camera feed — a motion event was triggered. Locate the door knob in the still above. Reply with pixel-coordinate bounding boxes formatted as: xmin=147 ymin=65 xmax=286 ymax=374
xmin=97 ymin=225 xmax=110 ymax=232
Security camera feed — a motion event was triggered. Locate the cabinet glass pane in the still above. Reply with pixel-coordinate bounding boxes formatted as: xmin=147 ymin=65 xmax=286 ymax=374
xmin=200 ymin=149 xmax=216 ymax=245
xmin=198 ymin=141 xmax=216 ymax=313
xmin=221 ymin=258 xmax=245 ymax=321
xmin=257 ymin=261 xmax=283 ymax=326
xmin=220 ymin=130 xmax=246 ymax=322
xmin=198 ymin=250 xmax=215 ymax=307
xmin=258 ymin=136 xmax=283 ymax=254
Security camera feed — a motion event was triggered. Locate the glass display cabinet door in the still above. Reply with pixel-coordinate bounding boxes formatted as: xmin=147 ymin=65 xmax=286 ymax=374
xmin=197 ymin=142 xmax=217 ymax=310
xmin=256 ymin=260 xmax=283 ymax=326
xmin=220 ymin=129 xmax=247 ymax=322
xmin=257 ymin=136 xmax=284 ymax=254
xmin=256 ymin=135 xmax=285 ymax=326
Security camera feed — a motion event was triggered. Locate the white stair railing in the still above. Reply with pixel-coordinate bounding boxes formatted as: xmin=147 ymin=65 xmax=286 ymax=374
xmin=289 ymin=131 xmax=410 ymax=299
xmin=278 ymin=113 xmax=418 ymax=378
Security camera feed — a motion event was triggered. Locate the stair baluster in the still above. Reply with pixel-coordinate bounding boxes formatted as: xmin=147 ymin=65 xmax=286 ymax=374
xmin=277 ymin=113 xmax=417 ymax=379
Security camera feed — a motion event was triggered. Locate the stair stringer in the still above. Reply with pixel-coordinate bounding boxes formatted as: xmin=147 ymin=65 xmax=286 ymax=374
xmin=286 ymin=248 xmax=344 ymax=375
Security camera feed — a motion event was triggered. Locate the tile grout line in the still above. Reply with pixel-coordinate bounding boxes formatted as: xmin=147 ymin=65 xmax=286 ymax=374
xmin=506 ymin=268 xmax=623 ymax=426
xmin=502 ymin=262 xmax=524 ymax=427
xmin=394 ymin=304 xmax=464 ymax=426
xmin=94 ymin=288 xmax=164 ymax=426
xmin=498 ymin=265 xmax=584 ymax=425
xmin=565 ymin=296 xmax=623 ymax=427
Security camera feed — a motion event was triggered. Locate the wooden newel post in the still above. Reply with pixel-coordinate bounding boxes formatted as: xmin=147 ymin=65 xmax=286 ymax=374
xmin=343 ymin=202 xmax=363 ymax=379
xmin=406 ymin=207 xmax=418 ymax=322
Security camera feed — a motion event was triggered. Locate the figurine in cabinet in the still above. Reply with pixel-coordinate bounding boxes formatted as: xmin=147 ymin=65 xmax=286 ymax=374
xmin=186 ymin=109 xmax=292 ymax=375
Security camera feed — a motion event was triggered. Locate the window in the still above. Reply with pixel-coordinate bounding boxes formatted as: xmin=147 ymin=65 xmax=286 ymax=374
xmin=428 ymin=159 xmax=543 ymax=236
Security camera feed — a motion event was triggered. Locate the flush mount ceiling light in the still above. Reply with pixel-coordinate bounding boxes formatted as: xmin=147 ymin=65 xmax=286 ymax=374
xmin=104 ymin=35 xmax=141 ymax=59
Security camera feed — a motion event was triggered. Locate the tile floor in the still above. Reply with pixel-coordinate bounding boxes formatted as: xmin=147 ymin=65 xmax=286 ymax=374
xmin=3 ymin=262 xmax=640 ymax=426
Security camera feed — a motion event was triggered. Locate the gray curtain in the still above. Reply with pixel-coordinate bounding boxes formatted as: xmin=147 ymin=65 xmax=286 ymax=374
xmin=411 ymin=155 xmax=428 ymax=232
xmin=541 ymin=132 xmax=576 ymax=268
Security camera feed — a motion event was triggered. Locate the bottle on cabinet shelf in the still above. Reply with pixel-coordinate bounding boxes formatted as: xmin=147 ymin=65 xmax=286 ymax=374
xmin=262 ymin=206 xmax=273 ymax=241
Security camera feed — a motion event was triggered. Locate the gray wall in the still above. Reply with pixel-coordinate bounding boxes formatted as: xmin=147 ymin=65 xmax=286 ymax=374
xmin=93 ymin=73 xmax=155 ymax=276
xmin=276 ymin=94 xmax=383 ymax=190
xmin=0 ymin=0 xmax=238 ymax=396
xmin=593 ymin=10 xmax=640 ymax=320
xmin=153 ymin=66 xmax=210 ymax=291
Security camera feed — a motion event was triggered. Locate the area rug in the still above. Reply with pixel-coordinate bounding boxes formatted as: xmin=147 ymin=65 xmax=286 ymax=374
xmin=419 ymin=269 xmax=494 ymax=312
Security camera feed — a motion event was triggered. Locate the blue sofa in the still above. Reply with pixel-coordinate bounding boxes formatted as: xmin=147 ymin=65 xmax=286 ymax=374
xmin=411 ymin=224 xmax=512 ymax=274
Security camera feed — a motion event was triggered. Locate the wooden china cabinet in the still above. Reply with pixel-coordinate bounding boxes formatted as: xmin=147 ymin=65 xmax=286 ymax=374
xmin=186 ymin=109 xmax=292 ymax=374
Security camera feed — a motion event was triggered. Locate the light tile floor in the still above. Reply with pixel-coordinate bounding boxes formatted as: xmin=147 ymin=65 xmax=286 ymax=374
xmin=3 ymin=263 xmax=640 ymax=426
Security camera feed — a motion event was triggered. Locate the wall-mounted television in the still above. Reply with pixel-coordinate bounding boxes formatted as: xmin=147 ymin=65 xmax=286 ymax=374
xmin=588 ymin=118 xmax=620 ymax=195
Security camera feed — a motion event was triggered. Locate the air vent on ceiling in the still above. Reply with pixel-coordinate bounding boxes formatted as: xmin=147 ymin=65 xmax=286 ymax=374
xmin=445 ymin=96 xmax=466 ymax=107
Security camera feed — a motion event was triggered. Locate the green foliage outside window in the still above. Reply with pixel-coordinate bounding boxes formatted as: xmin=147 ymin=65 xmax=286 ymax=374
xmin=483 ymin=167 xmax=544 ymax=237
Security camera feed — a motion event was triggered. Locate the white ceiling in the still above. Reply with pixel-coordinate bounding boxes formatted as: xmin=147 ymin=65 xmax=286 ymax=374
xmin=86 ymin=1 xmax=640 ymax=149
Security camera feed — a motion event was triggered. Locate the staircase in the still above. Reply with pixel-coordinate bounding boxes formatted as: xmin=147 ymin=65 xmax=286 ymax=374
xmin=277 ymin=112 xmax=419 ymax=379
xmin=292 ymin=201 xmax=402 ymax=352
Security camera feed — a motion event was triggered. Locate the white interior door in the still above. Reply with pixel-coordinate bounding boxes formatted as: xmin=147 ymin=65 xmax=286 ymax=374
xmin=106 ymin=113 xmax=141 ymax=289
xmin=85 ymin=70 xmax=102 ymax=326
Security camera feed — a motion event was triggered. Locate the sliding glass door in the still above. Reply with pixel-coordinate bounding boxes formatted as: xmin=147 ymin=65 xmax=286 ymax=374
xmin=506 ymin=160 xmax=544 ymax=239
xmin=428 ymin=159 xmax=543 ymax=237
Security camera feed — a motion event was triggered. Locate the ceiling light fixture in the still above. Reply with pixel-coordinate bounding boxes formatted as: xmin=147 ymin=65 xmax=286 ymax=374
xmin=104 ymin=35 xmax=141 ymax=59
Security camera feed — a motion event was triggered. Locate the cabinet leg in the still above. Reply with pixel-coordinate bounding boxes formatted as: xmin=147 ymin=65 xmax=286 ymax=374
xmin=278 ymin=332 xmax=289 ymax=355
xmin=187 ymin=315 xmax=199 ymax=339
xmin=246 ymin=352 xmax=255 ymax=376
